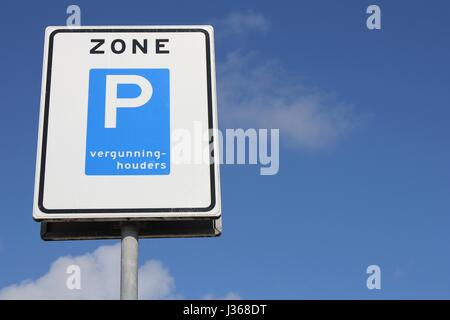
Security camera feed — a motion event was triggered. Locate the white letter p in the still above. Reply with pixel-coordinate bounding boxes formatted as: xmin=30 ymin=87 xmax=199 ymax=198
xmin=104 ymin=75 xmax=153 ymax=128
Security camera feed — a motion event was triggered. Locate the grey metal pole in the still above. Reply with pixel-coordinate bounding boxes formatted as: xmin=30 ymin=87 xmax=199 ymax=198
xmin=120 ymin=223 xmax=139 ymax=300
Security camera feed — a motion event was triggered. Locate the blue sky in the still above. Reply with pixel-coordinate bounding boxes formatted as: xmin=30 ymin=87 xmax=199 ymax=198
xmin=1 ymin=0 xmax=450 ymax=299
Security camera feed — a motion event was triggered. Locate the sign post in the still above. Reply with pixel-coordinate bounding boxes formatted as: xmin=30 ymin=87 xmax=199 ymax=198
xmin=120 ymin=224 xmax=139 ymax=300
xmin=33 ymin=26 xmax=222 ymax=299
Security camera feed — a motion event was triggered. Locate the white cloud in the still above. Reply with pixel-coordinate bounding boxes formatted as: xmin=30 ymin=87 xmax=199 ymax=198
xmin=0 ymin=243 xmax=175 ymax=300
xmin=203 ymin=292 xmax=241 ymax=300
xmin=218 ymin=51 xmax=356 ymax=149
xmin=0 ymin=244 xmax=239 ymax=300
xmin=214 ymin=11 xmax=270 ymax=34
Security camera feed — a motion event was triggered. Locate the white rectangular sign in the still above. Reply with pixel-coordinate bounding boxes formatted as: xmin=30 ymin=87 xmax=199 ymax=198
xmin=33 ymin=26 xmax=221 ymax=221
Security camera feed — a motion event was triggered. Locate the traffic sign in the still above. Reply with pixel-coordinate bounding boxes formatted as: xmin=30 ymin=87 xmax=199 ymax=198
xmin=33 ymin=26 xmax=221 ymax=223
